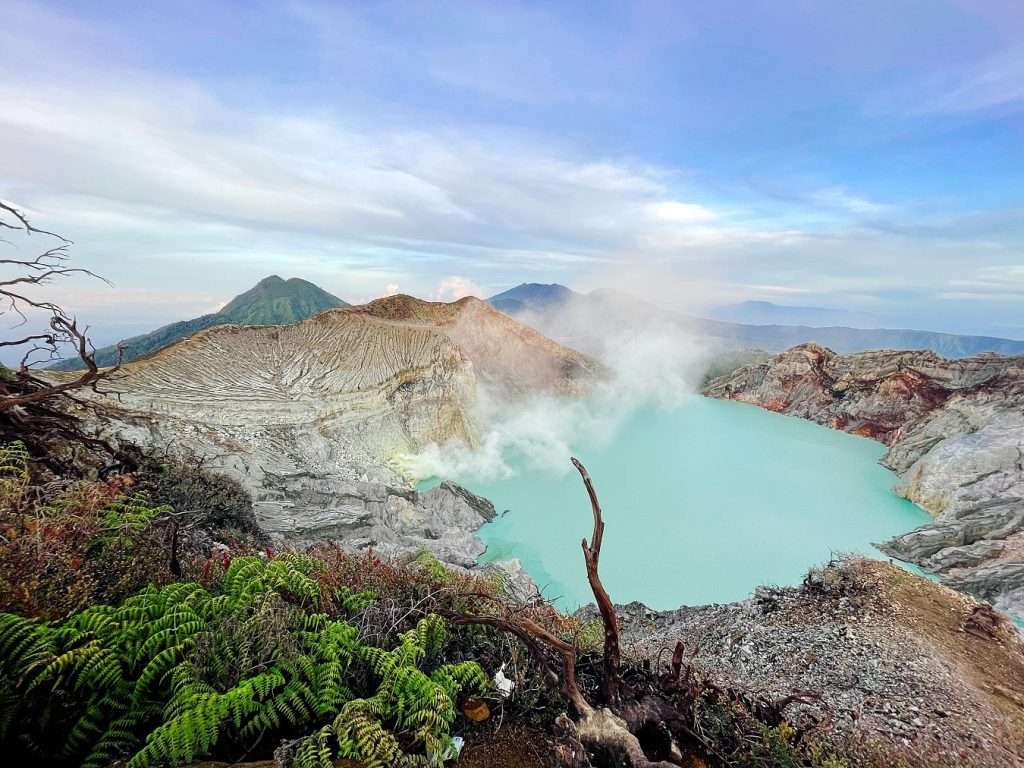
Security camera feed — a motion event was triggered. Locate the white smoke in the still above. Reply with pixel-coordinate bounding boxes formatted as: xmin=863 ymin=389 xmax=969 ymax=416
xmin=403 ymin=389 xmax=584 ymax=482
xmin=400 ymin=299 xmax=712 ymax=484
xmin=599 ymin=319 xmax=709 ymax=409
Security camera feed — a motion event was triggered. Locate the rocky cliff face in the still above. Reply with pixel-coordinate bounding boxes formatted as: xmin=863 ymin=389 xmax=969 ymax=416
xmin=704 ymin=343 xmax=1024 ymax=620
xmin=83 ymin=295 xmax=597 ymax=564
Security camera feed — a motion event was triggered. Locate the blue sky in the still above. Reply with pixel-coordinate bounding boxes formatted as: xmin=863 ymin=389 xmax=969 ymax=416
xmin=2 ymin=0 xmax=1023 ymax=344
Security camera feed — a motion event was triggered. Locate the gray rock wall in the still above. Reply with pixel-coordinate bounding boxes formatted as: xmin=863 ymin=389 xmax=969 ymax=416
xmin=704 ymin=343 xmax=1024 ymax=620
xmin=79 ymin=296 xmax=596 ymax=569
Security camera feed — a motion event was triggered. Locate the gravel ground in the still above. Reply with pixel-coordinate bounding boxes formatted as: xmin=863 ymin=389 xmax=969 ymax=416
xmin=597 ymin=558 xmax=1024 ymax=767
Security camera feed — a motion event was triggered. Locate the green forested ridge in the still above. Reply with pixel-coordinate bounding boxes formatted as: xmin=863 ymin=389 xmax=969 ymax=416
xmin=217 ymin=275 xmax=348 ymax=325
xmin=51 ymin=276 xmax=349 ymax=370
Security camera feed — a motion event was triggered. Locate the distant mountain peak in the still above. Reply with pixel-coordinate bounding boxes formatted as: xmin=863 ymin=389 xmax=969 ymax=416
xmin=487 ymin=282 xmax=577 ymax=314
xmin=519 ymin=281 xmax=563 ymax=289
xmin=52 ymin=276 xmax=350 ymax=370
xmin=494 ymin=282 xmax=573 ymax=297
xmin=219 ymin=274 xmax=347 ymax=323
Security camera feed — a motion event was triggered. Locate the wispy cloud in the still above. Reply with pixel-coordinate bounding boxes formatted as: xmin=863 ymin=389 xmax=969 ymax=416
xmin=942 ymin=264 xmax=1024 ymax=301
xmin=1 ymin=75 xmax=798 ymax=311
xmin=643 ymin=201 xmax=718 ymax=224
xmin=2 ymin=0 xmax=1024 ymax=339
xmin=917 ymin=48 xmax=1024 ymax=115
xmin=811 ymin=186 xmax=891 ymax=217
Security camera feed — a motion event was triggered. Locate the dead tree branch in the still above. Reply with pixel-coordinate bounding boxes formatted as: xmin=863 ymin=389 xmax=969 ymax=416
xmin=0 ymin=201 xmax=70 ymax=242
xmin=451 ymin=457 xmax=677 ymax=768
xmin=572 ymin=456 xmax=622 ymax=704
xmin=0 ymin=202 xmax=123 ymax=412
xmin=0 ymin=201 xmax=128 ymax=473
xmin=2 ymin=316 xmax=122 ymax=411
xmin=449 ymin=612 xmax=593 ymax=717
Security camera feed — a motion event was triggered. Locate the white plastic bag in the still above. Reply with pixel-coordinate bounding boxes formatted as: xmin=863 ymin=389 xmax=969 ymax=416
xmin=493 ymin=662 xmax=514 ymax=697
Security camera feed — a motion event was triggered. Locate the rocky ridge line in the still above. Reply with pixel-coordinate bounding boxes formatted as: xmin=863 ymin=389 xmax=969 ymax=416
xmin=78 ymin=295 xmax=599 ymax=566
xmin=703 ymin=342 xmax=1024 ymax=621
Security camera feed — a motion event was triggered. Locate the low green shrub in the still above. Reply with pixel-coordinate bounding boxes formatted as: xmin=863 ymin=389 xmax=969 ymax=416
xmin=0 ymin=440 xmax=30 ymax=505
xmin=0 ymin=440 xmax=273 ymax=619
xmin=692 ymin=697 xmax=850 ymax=768
xmin=0 ymin=552 xmax=487 ymax=768
xmin=0 ymin=445 xmax=171 ymax=618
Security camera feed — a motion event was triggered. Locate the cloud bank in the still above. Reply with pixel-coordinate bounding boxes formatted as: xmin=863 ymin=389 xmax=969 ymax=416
xmin=1 ymin=0 xmax=1023 ymax=344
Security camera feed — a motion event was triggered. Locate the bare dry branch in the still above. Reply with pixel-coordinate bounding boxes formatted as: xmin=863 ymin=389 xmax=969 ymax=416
xmin=450 ymin=612 xmax=593 ymax=716
xmin=0 ymin=201 xmax=71 ymax=243
xmin=0 ymin=202 xmax=121 ymax=414
xmin=572 ymin=456 xmax=623 ymax=704
xmin=0 ymin=203 xmax=130 ymax=476
xmin=0 ymin=333 xmax=54 ymax=349
xmin=2 ymin=316 xmax=122 ymax=411
xmin=448 ymin=459 xmax=683 ymax=767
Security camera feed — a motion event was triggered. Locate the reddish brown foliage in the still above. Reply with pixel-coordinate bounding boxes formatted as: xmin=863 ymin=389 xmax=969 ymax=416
xmin=0 ymin=474 xmax=169 ymax=618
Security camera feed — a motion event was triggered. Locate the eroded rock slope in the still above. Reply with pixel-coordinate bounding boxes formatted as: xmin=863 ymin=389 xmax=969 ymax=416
xmin=611 ymin=558 xmax=1024 ymax=768
xmin=84 ymin=295 xmax=598 ymax=562
xmin=704 ymin=343 xmax=1024 ymax=620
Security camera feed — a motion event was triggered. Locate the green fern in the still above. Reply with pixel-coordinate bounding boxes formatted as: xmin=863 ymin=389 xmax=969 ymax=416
xmin=0 ymin=553 xmax=487 ymax=767
xmin=309 ymin=614 xmax=488 ymax=768
xmin=90 ymin=493 xmax=170 ymax=554
xmin=0 ymin=440 xmax=29 ymax=507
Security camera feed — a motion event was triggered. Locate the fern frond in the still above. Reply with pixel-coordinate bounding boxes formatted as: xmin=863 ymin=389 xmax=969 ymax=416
xmin=0 ymin=559 xmax=481 ymax=768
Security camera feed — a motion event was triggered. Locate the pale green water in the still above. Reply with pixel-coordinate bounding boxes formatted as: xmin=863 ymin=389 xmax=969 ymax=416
xmin=430 ymin=396 xmax=931 ymax=610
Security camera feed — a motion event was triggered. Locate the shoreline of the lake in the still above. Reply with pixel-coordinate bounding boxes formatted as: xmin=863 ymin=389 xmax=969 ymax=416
xmin=421 ymin=395 xmax=932 ymax=610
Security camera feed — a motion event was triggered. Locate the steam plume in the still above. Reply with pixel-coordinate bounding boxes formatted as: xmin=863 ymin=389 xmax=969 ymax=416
xmin=401 ymin=301 xmax=712 ymax=483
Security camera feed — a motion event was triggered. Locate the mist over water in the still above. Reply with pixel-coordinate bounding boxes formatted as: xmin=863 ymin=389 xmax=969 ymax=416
xmin=405 ymin=302 xmax=929 ymax=609
xmin=402 ymin=316 xmax=712 ymax=483
xmin=440 ymin=398 xmax=931 ymax=610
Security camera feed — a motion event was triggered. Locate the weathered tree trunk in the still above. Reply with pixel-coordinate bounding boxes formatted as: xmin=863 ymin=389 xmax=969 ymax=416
xmin=572 ymin=457 xmax=623 ymax=705
xmin=453 ymin=457 xmax=824 ymax=767
xmin=454 ymin=457 xmax=683 ymax=767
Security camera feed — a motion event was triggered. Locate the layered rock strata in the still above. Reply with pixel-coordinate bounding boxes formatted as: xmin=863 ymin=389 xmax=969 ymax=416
xmin=704 ymin=343 xmax=1024 ymax=620
xmin=82 ymin=295 xmax=598 ymax=564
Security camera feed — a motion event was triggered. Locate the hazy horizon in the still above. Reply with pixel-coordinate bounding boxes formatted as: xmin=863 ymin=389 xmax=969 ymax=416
xmin=3 ymin=1 xmax=1024 ymax=348
xmin=5 ymin=271 xmax=1024 ymax=369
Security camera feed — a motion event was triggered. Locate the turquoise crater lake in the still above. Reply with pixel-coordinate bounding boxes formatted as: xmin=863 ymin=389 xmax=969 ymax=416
xmin=431 ymin=396 xmax=930 ymax=610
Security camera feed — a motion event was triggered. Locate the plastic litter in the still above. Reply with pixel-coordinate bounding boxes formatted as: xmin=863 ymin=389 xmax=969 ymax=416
xmin=494 ymin=663 xmax=514 ymax=697
xmin=439 ymin=735 xmax=464 ymax=762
